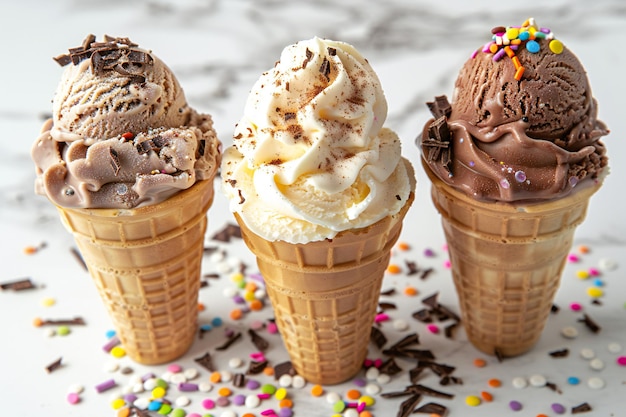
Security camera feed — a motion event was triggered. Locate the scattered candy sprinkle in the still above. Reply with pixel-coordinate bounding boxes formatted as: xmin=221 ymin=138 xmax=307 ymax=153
xmin=569 ymin=302 xmax=583 ymax=311
xmin=551 ymin=402 xmax=566 ymax=414
xmin=587 ymin=376 xmax=605 ymax=389
xmin=561 ymin=326 xmax=579 ymax=339
xmin=473 ymin=358 xmax=487 ymax=368
xmin=465 ymin=395 xmax=481 ymax=406
xmin=310 ymin=384 xmax=324 ymax=397
xmin=567 ymin=376 xmax=581 ymax=385
xmin=403 ymin=286 xmax=418 ymax=296
xmin=480 ymin=391 xmax=493 ymax=402
xmin=512 ymin=377 xmax=527 ymax=389
xmin=509 ymin=400 xmax=523 ymax=411
xmin=586 ymin=287 xmax=603 ymax=298
xmin=111 ymin=346 xmax=126 ymax=358
xmin=487 ymin=378 xmax=502 ymax=388
xmin=617 ymin=356 xmax=626 ymax=366
xmin=576 ymin=270 xmax=590 ymax=279
xmin=387 ymin=264 xmax=401 ymax=274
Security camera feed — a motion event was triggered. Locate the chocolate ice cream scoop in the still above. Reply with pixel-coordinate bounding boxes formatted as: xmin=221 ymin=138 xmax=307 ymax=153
xmin=421 ymin=18 xmax=608 ymax=202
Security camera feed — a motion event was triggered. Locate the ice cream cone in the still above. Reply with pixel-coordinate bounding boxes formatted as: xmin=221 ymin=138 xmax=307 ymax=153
xmin=235 ymin=193 xmax=413 ymax=384
xmin=423 ymin=161 xmax=601 ymax=357
xmin=55 ymin=180 xmax=214 ymax=364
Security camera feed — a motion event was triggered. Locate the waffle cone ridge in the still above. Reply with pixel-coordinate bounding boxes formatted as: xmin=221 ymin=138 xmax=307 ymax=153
xmin=236 ymin=193 xmax=413 ymax=384
xmin=56 ymin=180 xmax=214 ymax=364
xmin=424 ymin=162 xmax=600 ymax=357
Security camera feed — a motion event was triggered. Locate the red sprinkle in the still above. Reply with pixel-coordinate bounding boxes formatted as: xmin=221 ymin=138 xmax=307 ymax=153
xmin=121 ymin=132 xmax=134 ymax=140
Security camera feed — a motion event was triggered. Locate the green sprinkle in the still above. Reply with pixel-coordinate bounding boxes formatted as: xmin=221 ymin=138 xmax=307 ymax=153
xmin=57 ymin=325 xmax=71 ymax=336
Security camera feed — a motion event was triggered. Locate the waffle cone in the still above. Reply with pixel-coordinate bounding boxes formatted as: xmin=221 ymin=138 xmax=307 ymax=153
xmin=56 ymin=180 xmax=214 ymax=364
xmin=423 ymin=161 xmax=601 ymax=357
xmin=236 ymin=193 xmax=413 ymax=384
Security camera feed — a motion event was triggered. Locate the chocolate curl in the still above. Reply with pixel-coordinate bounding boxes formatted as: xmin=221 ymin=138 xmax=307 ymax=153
xmin=423 ymin=95 xmax=453 ymax=175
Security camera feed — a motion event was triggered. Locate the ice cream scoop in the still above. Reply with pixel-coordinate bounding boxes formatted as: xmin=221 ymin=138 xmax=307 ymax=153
xmin=421 ymin=18 xmax=608 ymax=202
xmin=32 ymin=34 xmax=220 ymax=208
xmin=222 ymin=37 xmax=414 ymax=243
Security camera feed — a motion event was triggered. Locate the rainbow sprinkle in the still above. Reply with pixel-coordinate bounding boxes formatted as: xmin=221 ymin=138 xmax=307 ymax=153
xmin=477 ymin=18 xmax=563 ymax=80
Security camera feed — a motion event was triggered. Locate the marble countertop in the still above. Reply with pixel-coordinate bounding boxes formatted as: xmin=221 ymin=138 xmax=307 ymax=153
xmin=1 ymin=1 xmax=624 ymax=416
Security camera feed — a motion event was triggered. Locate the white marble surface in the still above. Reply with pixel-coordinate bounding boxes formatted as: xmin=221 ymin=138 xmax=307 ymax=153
xmin=1 ymin=1 xmax=625 ymax=416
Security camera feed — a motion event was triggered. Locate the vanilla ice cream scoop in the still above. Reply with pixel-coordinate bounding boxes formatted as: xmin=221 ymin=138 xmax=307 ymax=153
xmin=222 ymin=37 xmax=414 ymax=244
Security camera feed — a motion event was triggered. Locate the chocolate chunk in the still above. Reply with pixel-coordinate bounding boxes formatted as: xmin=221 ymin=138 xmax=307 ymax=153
xmin=380 ymin=288 xmax=396 ymax=296
xmin=396 ymin=393 xmax=422 ymax=417
xmin=578 ymin=313 xmax=601 ymax=333
xmin=444 ymin=322 xmax=459 ymax=339
xmin=1 ymin=278 xmax=36 ymax=291
xmin=198 ymin=139 xmax=206 ymax=156
xmin=216 ymin=332 xmax=242 ymax=351
xmin=426 ymin=361 xmax=456 ymax=377
xmin=572 ymin=402 xmax=593 ymax=413
xmin=284 ymin=112 xmax=296 ymax=121
xmin=413 ymin=402 xmax=448 ymax=415
xmin=405 ymin=260 xmax=419 ymax=276
xmin=370 ymin=326 xmax=387 ymax=349
xmin=423 ymin=115 xmax=452 ymax=174
xmin=70 ymin=247 xmax=87 ymax=271
xmin=319 ymin=57 xmax=331 ymax=80
xmin=551 ymin=304 xmax=560 ymax=313
xmin=248 ymin=329 xmax=269 ymax=351
xmin=378 ymin=302 xmax=397 ymax=311
xmin=422 ymin=293 xmax=439 ymax=309
xmin=378 ymin=358 xmax=402 ymax=376
xmin=409 ymin=384 xmax=454 ymax=399
xmin=412 ymin=309 xmax=432 ymax=323
xmin=549 ymin=348 xmax=569 ymax=358
xmin=45 ymin=357 xmax=63 ymax=373
xmin=327 ymin=47 xmax=337 ymax=56
xmin=494 ymin=348 xmax=504 ymax=362
xmin=194 ymin=352 xmax=214 ymax=371
xmin=435 ymin=304 xmax=461 ymax=323
xmin=409 ymin=367 xmax=426 ymax=384
xmin=211 ymin=223 xmax=242 ymax=242
xmin=53 ymin=54 xmax=72 ymax=66
xmin=246 ymin=360 xmax=268 ymax=375
xmin=426 ymin=95 xmax=452 ymax=119
xmin=233 ymin=373 xmax=246 ymax=388
xmin=419 ymin=267 xmax=434 ymax=280
xmin=109 ymin=148 xmax=121 ymax=176
xmin=389 ymin=333 xmax=420 ymax=350
xmin=273 ymin=361 xmax=295 ymax=380
xmin=40 ymin=317 xmax=86 ymax=326
xmin=383 ymin=348 xmax=434 ymax=361
xmin=381 ymin=390 xmax=413 ymax=399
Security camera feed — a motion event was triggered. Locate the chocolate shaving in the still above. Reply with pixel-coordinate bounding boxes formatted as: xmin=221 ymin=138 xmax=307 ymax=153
xmin=409 ymin=367 xmax=426 ymax=384
xmin=1 ymin=278 xmax=36 ymax=291
xmin=551 ymin=304 xmax=560 ymax=313
xmin=194 ymin=352 xmax=214 ymax=371
xmin=370 ymin=326 xmax=387 ymax=349
xmin=412 ymin=309 xmax=432 ymax=323
xmin=211 ymin=223 xmax=242 ymax=242
xmin=109 ymin=148 xmax=121 ymax=176
xmin=381 ymin=390 xmax=413 ymax=399
xmin=423 ymin=361 xmax=455 ymax=377
xmin=284 ymin=112 xmax=296 ymax=121
xmin=383 ymin=348 xmax=435 ymax=361
xmin=378 ymin=358 xmax=403 ymax=376
xmin=40 ymin=317 xmax=86 ymax=326
xmin=422 ymin=293 xmax=439 ymax=309
xmin=246 ymin=360 xmax=268 ymax=375
xmin=545 ymin=381 xmax=562 ymax=394
xmin=444 ymin=322 xmax=459 ymax=339
xmin=591 ymin=299 xmax=603 ymax=306
xmin=273 ymin=361 xmax=296 ymax=380
xmin=494 ymin=348 xmax=504 ymax=362
xmin=216 ymin=331 xmax=242 ymax=351
xmin=45 ymin=357 xmax=63 ymax=373
xmin=578 ymin=313 xmax=601 ymax=333
xmin=380 ymin=288 xmax=396 ymax=296
xmin=413 ymin=402 xmax=448 ymax=415
xmin=233 ymin=373 xmax=246 ymax=388
xmin=389 ymin=333 xmax=420 ymax=350
xmin=54 ymin=34 xmax=152 ymax=83
xmin=549 ymin=348 xmax=569 ymax=358
xmin=248 ymin=329 xmax=269 ymax=351
xmin=70 ymin=247 xmax=87 ymax=271
xmin=396 ymin=393 xmax=422 ymax=417
xmin=327 ymin=47 xmax=337 ymax=56
xmin=439 ymin=375 xmax=463 ymax=386
xmin=409 ymin=384 xmax=454 ymax=399
xmin=420 ymin=268 xmax=434 ymax=280
xmin=405 ymin=260 xmax=419 ymax=276
xmin=302 ymin=48 xmax=313 ymax=69
xmin=378 ymin=302 xmax=397 ymax=311
xmin=319 ymin=57 xmax=331 ymax=80
xmin=572 ymin=403 xmax=592 ymax=413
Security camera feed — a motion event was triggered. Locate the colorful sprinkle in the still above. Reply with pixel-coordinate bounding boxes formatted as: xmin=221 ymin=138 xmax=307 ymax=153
xmin=509 ymin=400 xmax=523 ymax=411
xmin=480 ymin=391 xmax=493 ymax=402
xmin=473 ymin=358 xmax=487 ymax=368
xmin=387 ymin=264 xmax=401 ymax=274
xmin=576 ymin=270 xmax=590 ymax=279
xmin=551 ymin=403 xmax=566 ymax=414
xmin=586 ymin=287 xmax=603 ymax=298
xmin=567 ymin=376 xmax=581 ymax=385
xmin=616 ymin=356 xmax=626 ymax=366
xmin=487 ymin=378 xmax=502 ymax=388
xmin=569 ymin=302 xmax=583 ymax=311
xmin=465 ymin=395 xmax=481 ymax=406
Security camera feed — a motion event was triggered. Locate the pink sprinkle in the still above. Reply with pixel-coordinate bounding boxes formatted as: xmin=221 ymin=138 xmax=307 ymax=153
xmin=589 ymin=268 xmax=600 ymax=277
xmin=357 ymin=402 xmax=367 ymax=412
xmin=482 ymin=41 xmax=494 ymax=53
xmin=375 ymin=313 xmax=390 ymax=323
xmin=102 ymin=335 xmax=121 ymax=353
xmin=258 ymin=393 xmax=271 ymax=400
xmin=261 ymin=409 xmax=277 ymax=416
xmin=347 ymin=402 xmax=358 ymax=408
xmin=617 ymin=356 xmax=626 ymax=366
xmin=250 ymin=352 xmax=266 ymax=362
xmin=201 ymin=399 xmax=215 ymax=409
xmin=443 ymin=260 xmax=451 ymax=269
xmin=373 ymin=358 xmax=383 ymax=368
xmin=471 ymin=49 xmax=479 ymax=59
xmin=442 ymin=243 xmax=448 ymax=251
xmin=67 ymin=393 xmax=80 ymax=405
xmin=188 ymin=414 xmax=202 ymax=417
xmin=427 ymin=324 xmax=440 ymax=334
xmin=569 ymin=302 xmax=583 ymax=312
xmin=363 ymin=359 xmax=374 ymax=367
xmin=250 ymin=320 xmax=264 ymax=330
xmin=568 ymin=254 xmax=580 ymax=263
xmin=267 ymin=322 xmax=279 ymax=334
xmin=167 ymin=364 xmax=182 ymax=373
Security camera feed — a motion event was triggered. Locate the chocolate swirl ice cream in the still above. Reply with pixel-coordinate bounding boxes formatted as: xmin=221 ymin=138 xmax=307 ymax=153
xmin=421 ymin=19 xmax=608 ymax=202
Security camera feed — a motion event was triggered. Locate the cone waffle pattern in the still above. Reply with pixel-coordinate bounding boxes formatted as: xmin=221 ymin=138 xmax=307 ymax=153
xmin=425 ymin=164 xmax=600 ymax=357
xmin=56 ymin=180 xmax=214 ymax=364
xmin=236 ymin=195 xmax=412 ymax=384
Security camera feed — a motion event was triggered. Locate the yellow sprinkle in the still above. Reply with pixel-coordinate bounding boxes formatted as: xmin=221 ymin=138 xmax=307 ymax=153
xmin=41 ymin=297 xmax=56 ymax=307
xmin=549 ymin=39 xmax=564 ymax=54
xmin=576 ymin=270 xmax=590 ymax=280
xmin=465 ymin=395 xmax=481 ymax=406
xmin=111 ymin=346 xmax=126 ymax=358
xmin=111 ymin=398 xmax=126 ymax=410
xmin=587 ymin=287 xmax=603 ymax=298
xmin=151 ymin=386 xmax=166 ymax=399
xmin=275 ymin=387 xmax=287 ymax=400
xmin=359 ymin=395 xmax=376 ymax=406
xmin=505 ymin=27 xmax=519 ymax=40
xmin=243 ymin=291 xmax=256 ymax=301
xmin=231 ymin=273 xmax=245 ymax=283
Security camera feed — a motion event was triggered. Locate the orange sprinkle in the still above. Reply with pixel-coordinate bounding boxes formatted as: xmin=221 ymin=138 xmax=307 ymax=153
xmin=209 ymin=371 xmax=221 ymax=383
xmin=229 ymin=308 xmax=243 ymax=320
xmin=249 ymin=299 xmax=263 ymax=311
xmin=514 ymin=66 xmax=525 ymax=81
xmin=263 ymin=366 xmax=275 ymax=376
xmin=359 ymin=412 xmax=374 ymax=417
xmin=512 ymin=56 xmax=521 ymax=69
xmin=536 ymin=414 xmax=549 ymax=417
xmin=489 ymin=43 xmax=499 ymax=53
xmin=279 ymin=399 xmax=293 ymax=408
xmin=242 ymin=414 xmax=256 ymax=417
xmin=473 ymin=358 xmax=487 ymax=368
xmin=387 ymin=264 xmax=401 ymax=274
xmin=504 ymin=46 xmax=515 ymax=58
xmin=429 ymin=414 xmax=442 ymax=417
xmin=481 ymin=391 xmax=493 ymax=402
xmin=197 ymin=303 xmax=205 ymax=312
xmin=23 ymin=246 xmax=38 ymax=255
xmin=487 ymin=378 xmax=502 ymax=388
xmin=345 ymin=389 xmax=361 ymax=400
xmin=310 ymin=384 xmax=324 ymax=397
xmin=117 ymin=408 xmax=131 ymax=417
xmin=578 ymin=245 xmax=590 ymax=254
xmin=397 ymin=242 xmax=411 ymax=251
xmin=404 ymin=286 xmax=418 ymax=296
xmin=511 ymin=39 xmax=522 ymax=45
xmin=245 ymin=281 xmax=258 ymax=292
xmin=218 ymin=387 xmax=232 ymax=397
xmin=33 ymin=317 xmax=44 ymax=327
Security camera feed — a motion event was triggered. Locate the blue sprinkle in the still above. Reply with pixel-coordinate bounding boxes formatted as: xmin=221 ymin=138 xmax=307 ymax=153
xmin=148 ymin=401 xmax=162 ymax=411
xmin=519 ymin=31 xmax=530 ymax=41
xmin=211 ymin=317 xmax=223 ymax=327
xmin=567 ymin=376 xmax=580 ymax=385
xmin=200 ymin=324 xmax=212 ymax=331
xmin=593 ymin=278 xmax=604 ymax=287
xmin=526 ymin=40 xmax=540 ymax=53
xmin=105 ymin=329 xmax=117 ymax=339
